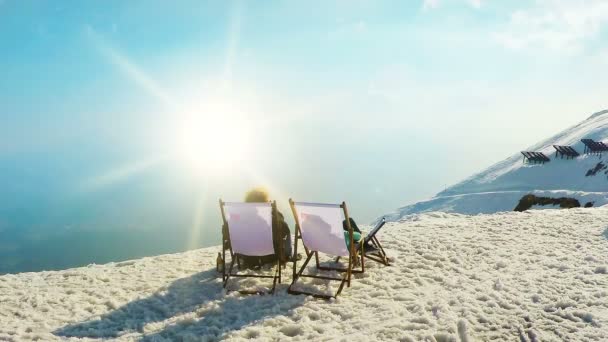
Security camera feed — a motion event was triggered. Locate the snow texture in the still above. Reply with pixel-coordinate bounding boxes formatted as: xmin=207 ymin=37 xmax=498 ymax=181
xmin=387 ymin=110 xmax=608 ymax=220
xmin=1 ymin=208 xmax=608 ymax=341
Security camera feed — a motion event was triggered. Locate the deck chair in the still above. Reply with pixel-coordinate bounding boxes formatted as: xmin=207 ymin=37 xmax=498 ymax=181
xmin=219 ymin=200 xmax=281 ymax=294
xmin=363 ymin=217 xmax=389 ymax=265
xmin=335 ymin=217 xmax=390 ymax=266
xmin=287 ymin=199 xmax=364 ymax=299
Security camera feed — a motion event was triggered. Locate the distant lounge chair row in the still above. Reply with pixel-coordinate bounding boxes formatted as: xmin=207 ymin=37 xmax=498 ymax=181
xmin=581 ymin=139 xmax=608 ymax=154
xmin=521 ymin=138 xmax=608 ymax=164
xmin=553 ymin=145 xmax=579 ymax=159
xmin=521 ymin=151 xmax=550 ymax=164
xmin=219 ymin=199 xmax=388 ymax=299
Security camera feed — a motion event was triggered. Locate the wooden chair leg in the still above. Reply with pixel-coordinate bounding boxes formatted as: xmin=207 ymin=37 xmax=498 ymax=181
xmin=292 ymin=252 xmax=314 ymax=284
xmin=360 ymin=242 xmax=365 ymax=273
xmin=336 ymin=276 xmax=348 ymax=296
xmin=270 ymin=261 xmax=280 ymax=294
xmin=223 ymin=257 xmax=236 ymax=288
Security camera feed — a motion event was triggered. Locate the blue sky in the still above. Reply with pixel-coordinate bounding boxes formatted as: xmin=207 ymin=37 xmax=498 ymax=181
xmin=1 ymin=0 xmax=608 ymax=241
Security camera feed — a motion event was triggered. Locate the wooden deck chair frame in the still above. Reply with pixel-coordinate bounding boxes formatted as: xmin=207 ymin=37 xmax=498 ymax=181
xmin=220 ymin=199 xmax=282 ymax=295
xmin=363 ymin=218 xmax=390 ymax=266
xmin=287 ymin=199 xmax=363 ymax=300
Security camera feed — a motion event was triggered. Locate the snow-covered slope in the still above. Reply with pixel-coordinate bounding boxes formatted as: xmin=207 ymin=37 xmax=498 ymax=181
xmin=388 ymin=110 xmax=608 ymax=219
xmin=1 ymin=208 xmax=608 ymax=341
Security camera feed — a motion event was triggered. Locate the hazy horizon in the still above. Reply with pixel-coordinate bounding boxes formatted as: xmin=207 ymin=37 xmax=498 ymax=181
xmin=2 ymin=0 xmax=608 ymax=274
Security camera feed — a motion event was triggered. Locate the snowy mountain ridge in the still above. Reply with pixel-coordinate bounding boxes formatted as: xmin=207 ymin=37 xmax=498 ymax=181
xmin=386 ymin=109 xmax=608 ymax=219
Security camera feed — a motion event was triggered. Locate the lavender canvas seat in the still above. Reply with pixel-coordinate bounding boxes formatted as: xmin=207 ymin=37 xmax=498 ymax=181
xmin=220 ymin=200 xmax=282 ymax=294
xmin=296 ymin=202 xmax=350 ymax=256
xmin=287 ymin=200 xmax=364 ymax=299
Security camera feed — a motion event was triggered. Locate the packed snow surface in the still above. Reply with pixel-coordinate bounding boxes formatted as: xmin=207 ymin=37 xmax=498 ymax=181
xmin=387 ymin=110 xmax=608 ymax=219
xmin=1 ymin=208 xmax=608 ymax=341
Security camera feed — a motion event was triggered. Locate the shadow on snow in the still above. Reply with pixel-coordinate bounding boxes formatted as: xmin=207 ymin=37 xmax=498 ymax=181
xmin=54 ymin=268 xmax=306 ymax=340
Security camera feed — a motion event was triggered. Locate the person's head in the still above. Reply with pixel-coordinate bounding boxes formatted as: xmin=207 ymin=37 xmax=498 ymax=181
xmin=244 ymin=187 xmax=270 ymax=203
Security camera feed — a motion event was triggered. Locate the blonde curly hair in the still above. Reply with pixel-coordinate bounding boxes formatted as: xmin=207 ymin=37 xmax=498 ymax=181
xmin=244 ymin=187 xmax=270 ymax=203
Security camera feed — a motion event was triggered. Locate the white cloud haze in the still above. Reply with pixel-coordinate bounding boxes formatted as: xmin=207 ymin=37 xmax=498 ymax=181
xmin=495 ymin=0 xmax=608 ymax=53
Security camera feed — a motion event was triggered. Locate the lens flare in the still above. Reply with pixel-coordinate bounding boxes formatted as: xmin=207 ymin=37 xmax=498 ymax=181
xmin=175 ymin=104 xmax=253 ymax=175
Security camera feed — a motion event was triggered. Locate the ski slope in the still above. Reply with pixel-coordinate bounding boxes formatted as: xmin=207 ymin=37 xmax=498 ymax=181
xmin=1 ymin=208 xmax=607 ymax=341
xmin=387 ymin=110 xmax=608 ymax=219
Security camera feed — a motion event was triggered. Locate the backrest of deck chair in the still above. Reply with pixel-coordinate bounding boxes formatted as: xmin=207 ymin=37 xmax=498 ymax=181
xmin=582 ymin=139 xmax=594 ymax=150
xmin=566 ymin=146 xmax=578 ymax=156
xmin=222 ymin=202 xmax=275 ymax=256
xmin=292 ymin=202 xmax=350 ymax=257
xmin=364 ymin=217 xmax=386 ymax=245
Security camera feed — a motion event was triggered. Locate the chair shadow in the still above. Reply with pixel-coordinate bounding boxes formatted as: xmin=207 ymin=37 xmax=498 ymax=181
xmin=53 ymin=268 xmax=306 ymax=340
xmin=140 ymin=290 xmax=306 ymax=341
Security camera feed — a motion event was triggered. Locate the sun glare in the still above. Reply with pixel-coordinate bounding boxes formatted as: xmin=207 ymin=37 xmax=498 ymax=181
xmin=175 ymin=105 xmax=253 ymax=175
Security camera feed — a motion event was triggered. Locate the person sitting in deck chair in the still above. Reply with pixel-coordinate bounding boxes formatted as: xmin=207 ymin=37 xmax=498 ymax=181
xmin=342 ymin=216 xmax=389 ymax=265
xmin=239 ymin=188 xmax=292 ymax=268
xmin=342 ymin=217 xmax=367 ymax=248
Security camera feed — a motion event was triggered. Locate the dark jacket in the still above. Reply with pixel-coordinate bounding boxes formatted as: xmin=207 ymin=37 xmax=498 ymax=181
xmin=342 ymin=217 xmax=361 ymax=233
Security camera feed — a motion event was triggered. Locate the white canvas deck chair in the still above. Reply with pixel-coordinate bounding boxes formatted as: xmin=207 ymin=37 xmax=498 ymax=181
xmin=287 ymin=199 xmax=364 ymax=299
xmin=220 ymin=200 xmax=281 ymax=294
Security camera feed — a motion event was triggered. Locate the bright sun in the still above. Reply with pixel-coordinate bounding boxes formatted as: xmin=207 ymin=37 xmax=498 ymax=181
xmin=175 ymin=106 xmax=253 ymax=174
